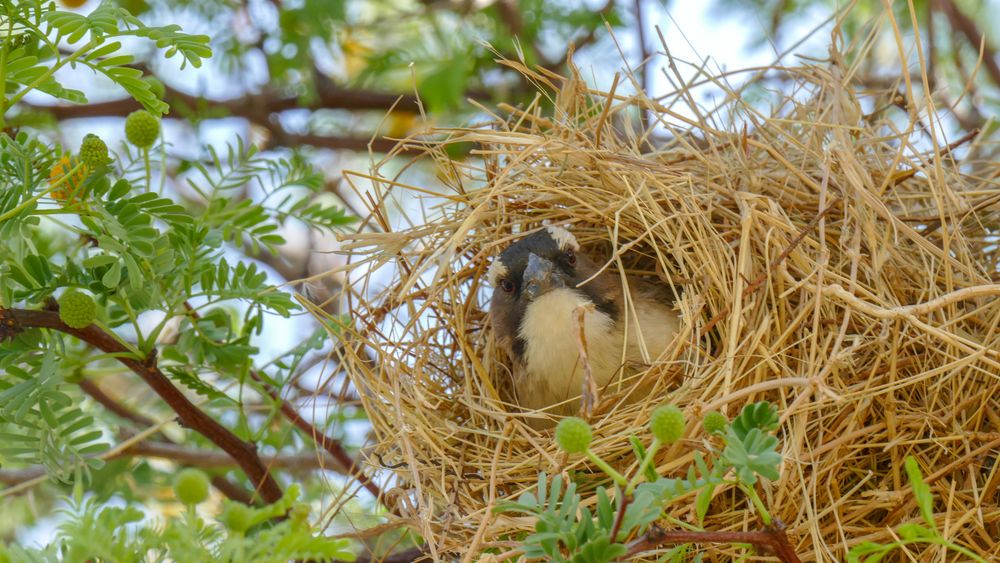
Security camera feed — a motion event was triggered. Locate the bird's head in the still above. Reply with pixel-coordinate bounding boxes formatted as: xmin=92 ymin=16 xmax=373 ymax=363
xmin=488 ymin=226 xmax=619 ymax=359
xmin=489 ymin=226 xmax=580 ymax=302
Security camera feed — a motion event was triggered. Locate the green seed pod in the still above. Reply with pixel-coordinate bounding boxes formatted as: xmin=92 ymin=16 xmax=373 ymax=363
xmin=173 ymin=468 xmax=210 ymax=505
xmin=124 ymin=110 xmax=160 ymax=149
xmin=222 ymin=503 xmax=253 ymax=533
xmin=58 ymin=289 xmax=97 ymax=329
xmin=78 ymin=134 xmax=111 ymax=168
xmin=555 ymin=417 xmax=593 ymax=454
xmin=702 ymin=411 xmax=728 ymax=435
xmin=649 ymin=405 xmax=685 ymax=444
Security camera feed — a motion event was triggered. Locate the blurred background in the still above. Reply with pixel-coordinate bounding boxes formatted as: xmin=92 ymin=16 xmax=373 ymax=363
xmin=8 ymin=0 xmax=999 ymax=555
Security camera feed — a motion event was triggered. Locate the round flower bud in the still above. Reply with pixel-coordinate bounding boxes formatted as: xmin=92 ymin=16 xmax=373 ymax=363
xmin=222 ymin=504 xmax=253 ymax=533
xmin=173 ymin=468 xmax=210 ymax=506
xmin=49 ymin=155 xmax=88 ymax=204
xmin=555 ymin=417 xmax=593 ymax=454
xmin=702 ymin=411 xmax=728 ymax=435
xmin=649 ymin=405 xmax=685 ymax=444
xmin=78 ymin=134 xmax=111 ymax=168
xmin=58 ymin=289 xmax=97 ymax=329
xmin=124 ymin=110 xmax=160 ymax=149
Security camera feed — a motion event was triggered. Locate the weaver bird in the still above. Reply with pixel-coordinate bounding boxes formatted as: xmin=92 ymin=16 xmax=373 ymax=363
xmin=488 ymin=226 xmax=681 ymax=427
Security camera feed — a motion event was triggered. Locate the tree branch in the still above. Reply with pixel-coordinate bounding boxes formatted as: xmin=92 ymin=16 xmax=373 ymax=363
xmin=22 ymin=81 xmax=419 ymax=121
xmin=3 ymin=308 xmax=283 ymax=504
xmin=253 ymin=369 xmax=387 ymax=503
xmin=179 ymin=302 xmax=389 ymax=510
xmin=21 ymin=79 xmax=418 ymax=153
xmin=0 ymin=441 xmax=345 ymax=485
xmin=78 ymin=378 xmax=157 ymax=428
xmin=936 ymin=0 xmax=1000 ymax=88
xmin=76 ymin=378 xmax=261 ymax=504
xmin=268 ymin=131 xmax=403 ymax=154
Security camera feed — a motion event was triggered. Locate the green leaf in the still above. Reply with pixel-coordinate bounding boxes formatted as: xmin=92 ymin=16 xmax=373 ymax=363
xmin=730 ymin=401 xmax=779 ymax=441
xmin=628 ymin=435 xmax=660 ymax=483
xmin=102 ymin=260 xmax=122 ymax=288
xmin=108 ymin=179 xmax=131 ymax=200
xmin=419 ymin=57 xmax=469 ymax=113
xmin=24 ymin=255 xmax=53 ymax=286
xmin=904 ymin=456 xmax=935 ymax=528
xmin=721 ymin=428 xmax=781 ymax=485
xmin=846 ymin=541 xmax=892 ymax=563
xmin=896 ymin=522 xmax=933 ymax=541
xmin=695 ymin=482 xmax=716 ymax=524
xmin=163 ymin=366 xmax=236 ymax=404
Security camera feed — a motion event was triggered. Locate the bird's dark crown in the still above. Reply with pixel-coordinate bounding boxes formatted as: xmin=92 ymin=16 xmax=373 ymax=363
xmin=488 ymin=226 xmax=579 ymax=292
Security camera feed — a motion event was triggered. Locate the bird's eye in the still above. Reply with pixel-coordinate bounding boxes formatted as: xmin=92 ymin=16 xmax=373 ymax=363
xmin=564 ymin=250 xmax=577 ymax=266
xmin=499 ymin=278 xmax=515 ymax=293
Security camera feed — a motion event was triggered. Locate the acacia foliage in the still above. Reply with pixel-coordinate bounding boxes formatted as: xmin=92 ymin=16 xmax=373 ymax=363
xmin=0 ymin=1 xmax=357 ymax=559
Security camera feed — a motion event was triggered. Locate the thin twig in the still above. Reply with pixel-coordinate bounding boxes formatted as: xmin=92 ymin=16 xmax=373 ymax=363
xmin=78 ymin=378 xmax=157 ymax=428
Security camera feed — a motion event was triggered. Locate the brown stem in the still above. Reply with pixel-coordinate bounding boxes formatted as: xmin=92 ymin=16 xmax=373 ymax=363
xmin=5 ymin=308 xmax=283 ymax=504
xmin=268 ymin=131 xmax=402 ymax=154
xmin=608 ymin=488 xmax=629 ymax=543
xmin=75 ymin=379 xmax=260 ymax=504
xmin=622 ymin=523 xmax=801 ymax=562
xmin=356 ymin=546 xmax=427 ymax=563
xmin=0 ymin=440 xmax=345 ymax=484
xmin=209 ymin=476 xmax=257 ymax=506
xmin=24 ymin=82 xmax=418 ymax=121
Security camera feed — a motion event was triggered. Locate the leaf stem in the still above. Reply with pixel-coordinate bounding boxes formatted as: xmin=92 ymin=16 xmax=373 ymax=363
xmin=143 ymin=147 xmax=151 ymax=191
xmin=585 ymin=449 xmax=628 ymax=487
xmin=6 ymin=39 xmax=98 ymax=110
xmin=609 ymin=486 xmax=629 ymax=542
xmin=0 ymin=161 xmax=86 ymax=223
xmin=626 ymin=437 xmax=660 ymax=495
xmin=739 ymin=483 xmax=772 ymax=525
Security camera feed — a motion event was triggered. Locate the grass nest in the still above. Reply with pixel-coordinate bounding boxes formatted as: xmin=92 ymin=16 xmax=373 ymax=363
xmin=333 ymin=20 xmax=1000 ymax=561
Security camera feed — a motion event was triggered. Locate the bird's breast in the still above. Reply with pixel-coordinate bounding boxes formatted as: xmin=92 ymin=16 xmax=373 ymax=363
xmin=516 ymin=288 xmax=622 ymax=414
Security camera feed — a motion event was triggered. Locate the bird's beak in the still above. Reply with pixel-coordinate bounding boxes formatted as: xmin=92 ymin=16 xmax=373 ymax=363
xmin=523 ymin=253 xmax=563 ymax=301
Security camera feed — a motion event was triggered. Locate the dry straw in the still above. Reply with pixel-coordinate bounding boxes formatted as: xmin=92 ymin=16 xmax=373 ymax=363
xmin=331 ymin=8 xmax=1000 ymax=561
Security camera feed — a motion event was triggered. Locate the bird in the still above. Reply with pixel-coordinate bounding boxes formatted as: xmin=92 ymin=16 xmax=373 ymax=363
xmin=488 ymin=226 xmax=682 ymax=428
